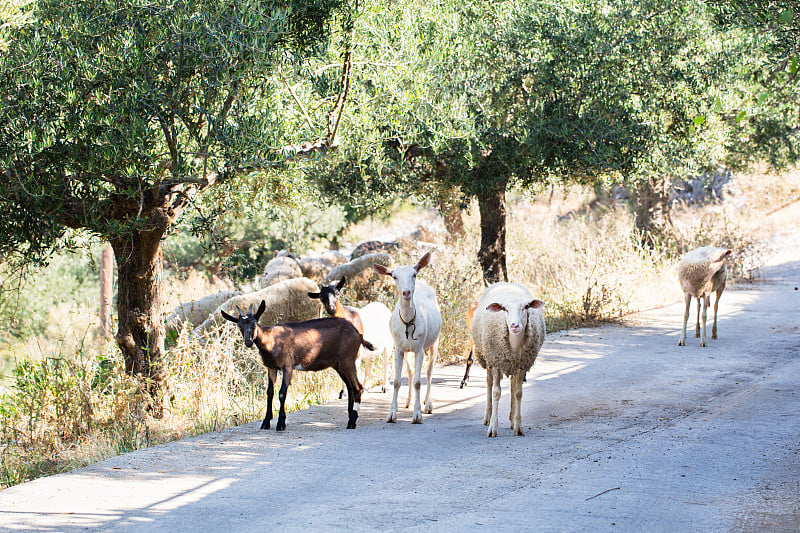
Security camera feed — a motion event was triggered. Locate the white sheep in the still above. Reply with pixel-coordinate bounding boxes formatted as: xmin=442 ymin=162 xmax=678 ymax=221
xmin=677 ymin=246 xmax=732 ymax=347
xmin=298 ymin=251 xmax=348 ymax=281
xmin=470 ymin=282 xmax=546 ymax=437
xmin=165 ymin=290 xmax=243 ymax=333
xmin=258 ymin=250 xmax=303 ymax=289
xmin=374 ymin=252 xmax=442 ymax=424
xmin=194 ymin=277 xmax=322 ymax=337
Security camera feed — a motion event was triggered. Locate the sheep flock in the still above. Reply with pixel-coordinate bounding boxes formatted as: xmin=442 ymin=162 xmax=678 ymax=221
xmin=168 ymin=235 xmax=735 ymax=437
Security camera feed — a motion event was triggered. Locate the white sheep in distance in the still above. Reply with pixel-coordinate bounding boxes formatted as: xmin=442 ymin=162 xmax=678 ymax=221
xmin=258 ymin=250 xmax=302 ymax=289
xmin=193 ymin=277 xmax=322 ymax=337
xmin=677 ymin=246 xmax=732 ymax=347
xmin=374 ymin=252 xmax=442 ymax=424
xmin=165 ymin=290 xmax=243 ymax=333
xmin=470 ymin=282 xmax=546 ymax=437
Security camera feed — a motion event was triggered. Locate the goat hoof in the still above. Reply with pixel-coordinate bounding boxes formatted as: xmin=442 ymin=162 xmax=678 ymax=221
xmin=711 ymin=333 xmax=717 ymax=340
xmin=338 ymin=390 xmax=344 ymax=399
xmin=381 ymin=386 xmax=386 ymax=393
xmin=387 ymin=412 xmax=397 ymax=423
xmin=514 ymin=428 xmax=524 ymax=436
xmin=347 ymin=422 xmax=356 ymax=429
xmin=412 ymin=413 xmax=423 ymax=424
xmin=276 ymin=420 xmax=286 ymax=431
xmin=487 ymin=428 xmax=497 ymax=438
xmin=260 ymin=422 xmax=270 ymax=430
xmin=424 ymin=404 xmax=433 ymax=414
xmin=678 ymin=339 xmax=685 ymax=346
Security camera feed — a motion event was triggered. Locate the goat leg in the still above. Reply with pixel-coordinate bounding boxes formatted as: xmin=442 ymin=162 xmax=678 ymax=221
xmin=276 ymin=367 xmax=293 ymax=431
xmin=261 ymin=368 xmax=278 ymax=430
xmin=460 ymin=348 xmax=473 ymax=389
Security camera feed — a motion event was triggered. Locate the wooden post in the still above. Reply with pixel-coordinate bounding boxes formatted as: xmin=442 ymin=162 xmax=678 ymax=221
xmin=100 ymin=243 xmax=114 ymax=337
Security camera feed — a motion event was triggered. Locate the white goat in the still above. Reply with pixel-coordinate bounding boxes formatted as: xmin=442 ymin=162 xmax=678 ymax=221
xmin=470 ymin=282 xmax=546 ymax=437
xmin=374 ymin=252 xmax=442 ymax=424
xmin=677 ymin=246 xmax=732 ymax=347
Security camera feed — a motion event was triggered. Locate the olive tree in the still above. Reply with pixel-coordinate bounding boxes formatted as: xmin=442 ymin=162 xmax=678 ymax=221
xmin=0 ymin=0 xmax=349 ymax=413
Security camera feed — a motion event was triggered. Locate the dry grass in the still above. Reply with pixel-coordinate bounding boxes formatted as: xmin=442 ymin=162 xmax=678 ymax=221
xmin=2 ymin=168 xmax=798 ymax=488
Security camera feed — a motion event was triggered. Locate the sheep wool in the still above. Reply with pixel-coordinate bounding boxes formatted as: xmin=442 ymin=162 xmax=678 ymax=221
xmin=471 ymin=282 xmax=546 ymax=376
xmin=194 ymin=277 xmax=321 ymax=337
xmin=258 ymin=250 xmax=303 ymax=289
xmin=677 ymin=246 xmax=730 ymax=297
xmin=165 ymin=290 xmax=243 ymax=332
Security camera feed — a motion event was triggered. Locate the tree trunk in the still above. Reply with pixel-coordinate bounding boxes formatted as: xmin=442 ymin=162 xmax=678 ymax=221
xmin=434 ymin=187 xmax=465 ymax=244
xmin=632 ymin=176 xmax=672 ymax=247
xmin=476 ymin=182 xmax=509 ymax=285
xmin=110 ymin=221 xmax=171 ymax=418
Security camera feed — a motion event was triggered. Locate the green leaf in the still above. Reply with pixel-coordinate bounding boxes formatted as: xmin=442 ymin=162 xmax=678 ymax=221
xmin=693 ymin=115 xmax=705 ymax=126
xmin=757 ymin=92 xmax=769 ymax=105
xmin=790 ymin=55 xmax=798 ymax=75
xmin=735 ymin=110 xmax=746 ymax=122
xmin=779 ymin=8 xmax=793 ymax=25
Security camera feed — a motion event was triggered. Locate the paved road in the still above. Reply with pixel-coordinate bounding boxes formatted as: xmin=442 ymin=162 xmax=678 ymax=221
xmin=1 ymin=237 xmax=798 ymax=532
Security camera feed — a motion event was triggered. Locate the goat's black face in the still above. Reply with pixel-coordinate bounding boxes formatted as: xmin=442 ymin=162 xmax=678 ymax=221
xmin=220 ymin=300 xmax=266 ymax=348
xmin=318 ymin=285 xmax=340 ymax=316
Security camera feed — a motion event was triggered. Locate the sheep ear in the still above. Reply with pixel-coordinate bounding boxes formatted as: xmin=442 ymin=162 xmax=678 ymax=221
xmin=254 ymin=300 xmax=266 ymax=320
xmin=220 ymin=310 xmax=238 ymax=323
xmin=414 ymin=252 xmax=431 ymax=271
xmin=486 ymin=303 xmax=506 ymax=312
xmin=336 ymin=277 xmax=346 ymax=290
xmin=525 ymin=300 xmax=545 ymax=310
xmin=374 ymin=264 xmax=392 ymax=276
xmin=308 ymin=292 xmax=321 ymax=299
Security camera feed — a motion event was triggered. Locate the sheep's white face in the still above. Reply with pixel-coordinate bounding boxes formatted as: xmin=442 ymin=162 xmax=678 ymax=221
xmin=487 ymin=299 xmax=544 ymax=351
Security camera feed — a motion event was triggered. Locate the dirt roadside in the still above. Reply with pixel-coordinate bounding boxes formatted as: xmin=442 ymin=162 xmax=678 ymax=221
xmin=0 ymin=229 xmax=798 ymax=532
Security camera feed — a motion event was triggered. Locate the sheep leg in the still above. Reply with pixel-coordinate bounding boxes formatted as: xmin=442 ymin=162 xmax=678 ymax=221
xmin=460 ymin=347 xmax=473 ymax=389
xmin=488 ymin=370 xmax=502 ymax=437
xmin=387 ymin=348 xmax=404 ymax=423
xmin=509 ymin=374 xmax=515 ymax=426
xmin=276 ymin=367 xmax=293 ymax=431
xmin=261 ymin=368 xmax=278 ymax=430
xmin=694 ymin=297 xmax=702 ymax=338
xmin=511 ymin=371 xmax=524 ymax=436
xmin=678 ymin=293 xmax=691 ymax=346
xmin=700 ymin=295 xmax=709 ymax=347
xmin=484 ymin=367 xmax=493 ymax=426
xmin=424 ymin=340 xmax=438 ymax=414
xmin=411 ymin=348 xmax=425 ymax=424
xmin=712 ymin=288 xmax=723 ymax=340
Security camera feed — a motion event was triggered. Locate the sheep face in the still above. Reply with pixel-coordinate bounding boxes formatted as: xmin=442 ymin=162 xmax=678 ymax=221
xmin=374 ymin=252 xmax=431 ymax=302
xmin=221 ymin=300 xmax=267 ymax=348
xmin=486 ymin=299 xmax=544 ymax=352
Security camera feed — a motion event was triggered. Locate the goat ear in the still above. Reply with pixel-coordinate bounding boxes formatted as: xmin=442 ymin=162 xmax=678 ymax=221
xmin=486 ymin=303 xmax=506 ymax=312
xmin=254 ymin=300 xmax=266 ymax=320
xmin=414 ymin=252 xmax=431 ymax=271
xmin=308 ymin=292 xmax=321 ymax=299
xmin=336 ymin=277 xmax=346 ymax=290
xmin=525 ymin=299 xmax=545 ymax=310
xmin=374 ymin=264 xmax=392 ymax=276
xmin=220 ymin=310 xmax=238 ymax=323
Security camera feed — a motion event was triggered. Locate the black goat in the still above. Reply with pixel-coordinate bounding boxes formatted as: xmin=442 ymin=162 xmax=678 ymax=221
xmin=221 ymin=300 xmax=374 ymax=431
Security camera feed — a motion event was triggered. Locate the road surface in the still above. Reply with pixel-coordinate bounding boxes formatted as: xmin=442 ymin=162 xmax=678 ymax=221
xmin=0 ymin=234 xmax=798 ymax=532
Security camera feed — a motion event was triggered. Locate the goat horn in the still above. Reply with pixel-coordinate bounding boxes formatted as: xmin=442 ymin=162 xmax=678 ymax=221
xmin=236 ymin=305 xmax=244 ymax=318
xmin=248 ymin=303 xmax=253 ymax=316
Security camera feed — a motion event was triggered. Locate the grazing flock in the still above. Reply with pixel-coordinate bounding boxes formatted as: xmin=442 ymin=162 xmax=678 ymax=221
xmin=210 ymin=245 xmax=733 ymax=437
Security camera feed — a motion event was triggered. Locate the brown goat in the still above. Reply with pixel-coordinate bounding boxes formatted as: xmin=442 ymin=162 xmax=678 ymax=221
xmin=221 ymin=300 xmax=373 ymax=431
